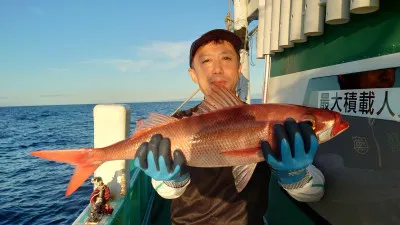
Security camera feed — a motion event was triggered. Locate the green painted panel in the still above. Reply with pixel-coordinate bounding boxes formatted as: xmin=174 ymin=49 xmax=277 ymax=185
xmin=271 ymin=0 xmax=400 ymax=77
xmin=266 ymin=177 xmax=316 ymax=225
xmin=127 ymin=163 xmax=152 ymax=225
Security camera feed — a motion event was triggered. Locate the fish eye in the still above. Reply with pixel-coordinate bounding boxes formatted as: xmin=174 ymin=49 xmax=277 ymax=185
xmin=302 ymin=115 xmax=316 ymax=130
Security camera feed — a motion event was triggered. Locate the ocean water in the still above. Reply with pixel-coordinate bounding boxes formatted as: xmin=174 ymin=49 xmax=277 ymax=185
xmin=0 ymin=101 xmax=205 ymax=225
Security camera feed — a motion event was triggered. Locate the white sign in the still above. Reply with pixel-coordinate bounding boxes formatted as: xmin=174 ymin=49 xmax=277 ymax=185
xmin=317 ymin=88 xmax=400 ymax=122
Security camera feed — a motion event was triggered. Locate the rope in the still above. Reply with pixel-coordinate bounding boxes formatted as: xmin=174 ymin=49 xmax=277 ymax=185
xmin=225 ymin=13 xmax=233 ymax=31
xmin=225 ymin=0 xmax=234 ymax=31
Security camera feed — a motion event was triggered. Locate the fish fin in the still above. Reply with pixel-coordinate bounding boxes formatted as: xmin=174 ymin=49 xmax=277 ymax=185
xmin=192 ymin=110 xmax=202 ymax=116
xmin=66 ymin=164 xmax=99 ymax=196
xmin=30 ymin=148 xmax=101 ymax=196
xmin=143 ymin=112 xmax=179 ymax=130
xmin=220 ymin=147 xmax=260 ymax=156
xmin=197 ymin=83 xmax=244 ymax=113
xmin=136 ymin=113 xmax=178 ymax=131
xmin=135 ymin=118 xmax=146 ymax=132
xmin=233 ymin=163 xmax=257 ymax=193
xmin=30 ymin=148 xmax=92 ymax=164
xmin=147 ymin=112 xmax=178 ymax=124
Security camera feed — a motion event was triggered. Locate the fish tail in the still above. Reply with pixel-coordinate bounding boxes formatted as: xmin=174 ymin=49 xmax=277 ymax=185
xmin=30 ymin=148 xmax=101 ymax=196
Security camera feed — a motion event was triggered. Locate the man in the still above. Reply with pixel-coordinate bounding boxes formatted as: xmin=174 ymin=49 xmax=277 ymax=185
xmin=338 ymin=67 xmax=396 ymax=89
xmin=133 ymin=29 xmax=325 ymax=225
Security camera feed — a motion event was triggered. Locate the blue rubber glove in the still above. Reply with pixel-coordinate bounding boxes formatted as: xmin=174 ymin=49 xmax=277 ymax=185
xmin=261 ymin=118 xmax=319 ymax=185
xmin=134 ymin=134 xmax=189 ymax=182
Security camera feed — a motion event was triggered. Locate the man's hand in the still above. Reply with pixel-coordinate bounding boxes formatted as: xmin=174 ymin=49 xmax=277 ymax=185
xmin=134 ymin=134 xmax=189 ymax=182
xmin=262 ymin=118 xmax=319 ymax=186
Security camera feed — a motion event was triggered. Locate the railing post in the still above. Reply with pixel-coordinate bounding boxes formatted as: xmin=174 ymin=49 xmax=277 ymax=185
xmin=72 ymin=104 xmax=131 ymax=225
xmin=93 ymin=104 xmax=131 ymax=199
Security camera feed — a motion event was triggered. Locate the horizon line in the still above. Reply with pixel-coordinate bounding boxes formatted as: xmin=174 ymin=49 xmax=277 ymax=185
xmin=0 ymin=100 xmax=201 ymax=108
xmin=0 ymin=95 xmax=263 ymax=108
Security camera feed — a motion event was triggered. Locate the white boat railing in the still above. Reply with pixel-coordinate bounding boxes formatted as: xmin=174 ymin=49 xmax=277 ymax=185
xmin=72 ymin=104 xmax=146 ymax=225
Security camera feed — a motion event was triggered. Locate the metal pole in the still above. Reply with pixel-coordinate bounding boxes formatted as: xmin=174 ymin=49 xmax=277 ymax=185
xmin=262 ymin=54 xmax=271 ymax=103
xmin=170 ymin=88 xmax=201 ymax=116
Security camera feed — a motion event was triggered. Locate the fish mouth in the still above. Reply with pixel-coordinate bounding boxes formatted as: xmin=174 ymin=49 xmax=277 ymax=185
xmin=331 ymin=113 xmax=350 ymax=137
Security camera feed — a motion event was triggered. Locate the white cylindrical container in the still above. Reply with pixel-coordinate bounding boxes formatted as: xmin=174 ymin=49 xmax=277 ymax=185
xmin=350 ymin=0 xmax=379 ymax=14
xmin=304 ymin=0 xmax=325 ymax=36
xmin=290 ymin=0 xmax=307 ymax=43
xmin=257 ymin=0 xmax=266 ymax=58
xmin=326 ymin=0 xmax=350 ymax=25
xmin=263 ymin=0 xmax=274 ymax=55
xmin=93 ymin=104 xmax=131 ymax=199
xmin=279 ymin=0 xmax=294 ymax=48
xmin=271 ymin=0 xmax=283 ymax=52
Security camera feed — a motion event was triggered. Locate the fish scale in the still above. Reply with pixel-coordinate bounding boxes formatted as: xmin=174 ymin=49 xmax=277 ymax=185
xmin=180 ymin=109 xmax=268 ymax=167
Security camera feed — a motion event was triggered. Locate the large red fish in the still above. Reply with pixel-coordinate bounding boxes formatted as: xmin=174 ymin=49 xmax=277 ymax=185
xmin=30 ymin=84 xmax=349 ymax=196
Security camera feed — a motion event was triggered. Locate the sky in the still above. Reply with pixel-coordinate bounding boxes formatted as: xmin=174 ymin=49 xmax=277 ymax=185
xmin=0 ymin=0 xmax=266 ymax=107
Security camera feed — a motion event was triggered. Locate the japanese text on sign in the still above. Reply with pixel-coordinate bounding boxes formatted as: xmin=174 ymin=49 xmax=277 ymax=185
xmin=317 ymin=88 xmax=400 ymax=122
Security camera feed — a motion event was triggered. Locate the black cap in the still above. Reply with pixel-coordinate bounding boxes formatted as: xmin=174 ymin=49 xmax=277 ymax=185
xmin=189 ymin=29 xmax=242 ymax=68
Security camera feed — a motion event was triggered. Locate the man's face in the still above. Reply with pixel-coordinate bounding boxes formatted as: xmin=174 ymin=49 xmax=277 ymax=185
xmin=188 ymin=40 xmax=242 ymax=96
xmin=359 ymin=68 xmax=396 ymax=89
